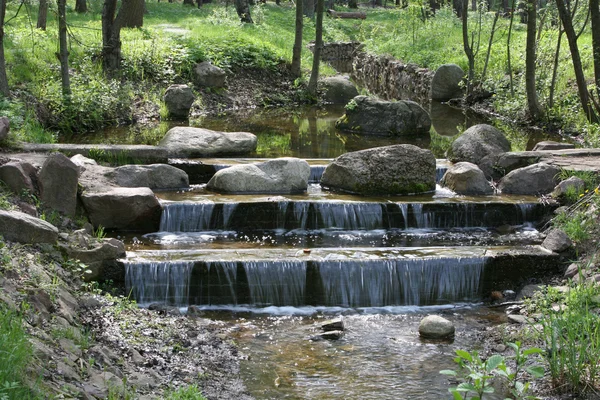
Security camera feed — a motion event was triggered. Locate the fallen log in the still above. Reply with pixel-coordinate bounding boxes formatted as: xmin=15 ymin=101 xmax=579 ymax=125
xmin=327 ymin=9 xmax=367 ymax=19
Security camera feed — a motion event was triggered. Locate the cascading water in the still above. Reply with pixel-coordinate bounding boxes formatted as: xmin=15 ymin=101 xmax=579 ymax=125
xmin=243 ymin=261 xmax=307 ymax=306
xmin=160 ymin=202 xmax=216 ymax=232
xmin=124 ymin=261 xmax=194 ymax=306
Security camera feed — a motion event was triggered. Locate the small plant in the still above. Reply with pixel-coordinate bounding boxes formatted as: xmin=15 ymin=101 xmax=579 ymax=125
xmin=344 ymin=99 xmax=358 ymax=112
xmin=0 ymin=307 xmax=34 ymax=399
xmin=165 ymin=384 xmax=207 ymax=400
xmin=94 ymin=225 xmax=107 ymax=240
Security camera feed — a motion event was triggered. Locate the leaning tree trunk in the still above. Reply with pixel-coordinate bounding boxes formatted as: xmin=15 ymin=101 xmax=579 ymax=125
xmin=75 ymin=0 xmax=87 ymax=13
xmin=235 ymin=0 xmax=253 ymax=23
xmin=591 ymin=0 xmax=600 ymax=91
xmin=120 ymin=0 xmax=144 ymax=28
xmin=37 ymin=0 xmax=48 ymax=29
xmin=291 ymin=0 xmax=304 ymax=78
xmin=0 ymin=0 xmax=8 ymax=97
xmin=58 ymin=0 xmax=71 ymax=97
xmin=525 ymin=0 xmax=543 ymax=120
xmin=557 ymin=0 xmax=598 ymax=122
xmin=308 ymin=0 xmax=324 ymax=95
xmin=102 ymin=0 xmax=123 ymax=71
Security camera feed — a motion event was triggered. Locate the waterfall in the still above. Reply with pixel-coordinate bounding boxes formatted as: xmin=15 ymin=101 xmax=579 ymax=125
xmin=243 ymin=261 xmax=307 ymax=306
xmin=309 ymin=166 xmax=326 ymax=183
xmin=436 ymin=166 xmax=448 ymax=183
xmin=125 ymin=261 xmax=194 ymax=306
xmin=160 ymin=202 xmax=216 ymax=232
xmin=313 ymin=202 xmax=383 ymax=230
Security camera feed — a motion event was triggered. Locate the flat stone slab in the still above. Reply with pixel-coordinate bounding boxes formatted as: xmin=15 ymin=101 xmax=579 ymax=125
xmin=496 ymin=149 xmax=600 ymax=175
xmin=16 ymin=144 xmax=168 ymax=164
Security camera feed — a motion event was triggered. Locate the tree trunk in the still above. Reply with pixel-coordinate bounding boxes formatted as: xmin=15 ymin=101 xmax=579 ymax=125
xmin=184 ymin=0 xmax=194 ymax=5
xmin=462 ymin=0 xmax=475 ymax=96
xmin=481 ymin=10 xmax=499 ymax=82
xmin=37 ymin=0 xmax=48 ymax=29
xmin=102 ymin=0 xmax=123 ymax=71
xmin=304 ymin=0 xmax=315 ymax=18
xmin=308 ymin=0 xmax=324 ymax=95
xmin=291 ymin=0 xmax=304 ymax=78
xmin=75 ymin=0 xmax=87 ymax=13
xmin=349 ymin=0 xmax=358 ymax=7
xmin=525 ymin=0 xmax=543 ymax=119
xmin=120 ymin=0 xmax=144 ymax=28
xmin=0 ymin=0 xmax=8 ymax=97
xmin=591 ymin=0 xmax=600 ymax=90
xmin=557 ymin=0 xmax=598 ymax=122
xmin=549 ymin=25 xmax=563 ymax=108
xmin=58 ymin=0 xmax=71 ymax=97
xmin=507 ymin=0 xmax=515 ymax=96
xmin=235 ymin=0 xmax=254 ymax=23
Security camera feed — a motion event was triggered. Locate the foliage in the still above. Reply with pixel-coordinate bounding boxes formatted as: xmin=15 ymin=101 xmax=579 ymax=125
xmin=552 ymin=186 xmax=600 ymax=243
xmin=440 ymin=342 xmax=544 ymax=399
xmin=526 ymin=282 xmax=600 ymax=394
xmin=166 ymin=384 xmax=208 ymax=400
xmin=0 ymin=308 xmax=35 ymax=399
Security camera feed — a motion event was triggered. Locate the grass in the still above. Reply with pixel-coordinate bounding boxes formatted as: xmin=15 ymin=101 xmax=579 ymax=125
xmin=165 ymin=384 xmax=207 ymax=400
xmin=0 ymin=307 xmax=36 ymax=399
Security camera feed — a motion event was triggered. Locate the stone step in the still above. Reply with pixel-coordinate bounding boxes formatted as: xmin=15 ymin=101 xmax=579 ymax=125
xmin=497 ymin=148 xmax=600 ymax=175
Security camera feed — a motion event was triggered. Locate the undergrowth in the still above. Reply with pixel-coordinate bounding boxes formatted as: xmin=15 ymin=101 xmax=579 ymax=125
xmin=0 ymin=307 xmax=36 ymax=399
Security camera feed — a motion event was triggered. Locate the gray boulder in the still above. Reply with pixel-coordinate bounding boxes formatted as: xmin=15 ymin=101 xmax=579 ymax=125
xmin=431 ymin=64 xmax=464 ymax=101
xmin=107 ymin=164 xmax=189 ymax=190
xmin=193 ymin=61 xmax=226 ymax=88
xmin=0 ymin=116 xmax=9 ymax=142
xmin=447 ymin=124 xmax=511 ymax=178
xmin=39 ymin=153 xmax=79 ymax=216
xmin=542 ymin=229 xmax=572 ymax=252
xmin=70 ymin=154 xmax=98 ymax=168
xmin=207 ymin=158 xmax=310 ymax=194
xmin=0 ymin=210 xmax=58 ymax=244
xmin=551 ymin=176 xmax=585 ymax=200
xmin=335 ymin=96 xmax=431 ymax=137
xmin=0 ymin=161 xmax=36 ymax=194
xmin=163 ymin=84 xmax=195 ymax=119
xmin=440 ymin=162 xmax=493 ymax=195
xmin=418 ymin=315 xmax=455 ymax=339
xmin=160 ymin=127 xmax=257 ymax=158
xmin=321 ymin=76 xmax=359 ymax=104
xmin=498 ymin=163 xmax=561 ymax=195
xmin=80 ymin=187 xmax=162 ymax=231
xmin=67 ymin=238 xmax=126 ymax=281
xmin=321 ymin=144 xmax=436 ymax=195
xmin=532 ymin=141 xmax=576 ymax=151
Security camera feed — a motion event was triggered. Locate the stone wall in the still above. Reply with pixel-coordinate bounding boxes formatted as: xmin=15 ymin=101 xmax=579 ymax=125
xmin=351 ymin=52 xmax=434 ymax=107
xmin=307 ymin=41 xmax=364 ymax=73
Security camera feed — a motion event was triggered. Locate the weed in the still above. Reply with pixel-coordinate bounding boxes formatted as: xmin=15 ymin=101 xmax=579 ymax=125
xmin=0 ymin=307 xmax=35 ymax=399
xmin=94 ymin=225 xmax=107 ymax=240
xmin=165 ymin=384 xmax=207 ymax=400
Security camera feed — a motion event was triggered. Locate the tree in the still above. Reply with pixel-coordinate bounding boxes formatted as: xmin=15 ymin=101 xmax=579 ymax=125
xmin=591 ymin=0 xmax=600 ymax=93
xmin=58 ymin=0 xmax=71 ymax=97
xmin=461 ymin=0 xmax=475 ymax=96
xmin=0 ymin=0 xmax=8 ymax=97
xmin=102 ymin=0 xmax=123 ymax=71
xmin=308 ymin=0 xmax=324 ymax=95
xmin=120 ymin=0 xmax=144 ymax=28
xmin=75 ymin=0 xmax=87 ymax=13
xmin=304 ymin=0 xmax=315 ymax=18
xmin=235 ymin=0 xmax=253 ymax=23
xmin=291 ymin=0 xmax=304 ymax=78
xmin=37 ymin=0 xmax=48 ymax=29
xmin=525 ymin=0 xmax=543 ymax=119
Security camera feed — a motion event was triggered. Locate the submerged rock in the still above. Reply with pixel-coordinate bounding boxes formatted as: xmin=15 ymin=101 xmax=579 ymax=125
xmin=160 ymin=127 xmax=257 ymax=158
xmin=321 ymin=317 xmax=344 ymax=332
xmin=498 ymin=162 xmax=561 ymax=195
xmin=207 ymin=157 xmax=310 ymax=194
xmin=335 ymin=95 xmax=431 ymax=137
xmin=321 ymin=144 xmax=436 ymax=195
xmin=440 ymin=162 xmax=493 ymax=195
xmin=418 ymin=315 xmax=455 ymax=339
xmin=0 ymin=210 xmax=58 ymax=244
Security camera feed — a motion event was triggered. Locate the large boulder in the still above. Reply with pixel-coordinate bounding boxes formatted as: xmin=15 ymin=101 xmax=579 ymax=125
xmin=321 ymin=76 xmax=359 ymax=104
xmin=335 ymin=96 xmax=431 ymax=137
xmin=418 ymin=315 xmax=455 ymax=339
xmin=192 ymin=62 xmax=226 ymax=88
xmin=39 ymin=153 xmax=79 ymax=216
xmin=163 ymin=84 xmax=195 ymax=119
xmin=0 ymin=161 xmax=36 ymax=194
xmin=542 ymin=229 xmax=572 ymax=252
xmin=160 ymin=127 xmax=257 ymax=158
xmin=430 ymin=64 xmax=464 ymax=101
xmin=551 ymin=176 xmax=585 ymax=200
xmin=66 ymin=238 xmax=126 ymax=281
xmin=0 ymin=210 xmax=58 ymax=244
xmin=0 ymin=116 xmax=9 ymax=142
xmin=447 ymin=124 xmax=511 ymax=178
xmin=440 ymin=162 xmax=493 ymax=195
xmin=106 ymin=164 xmax=189 ymax=190
xmin=80 ymin=187 xmax=162 ymax=231
xmin=207 ymin=158 xmax=310 ymax=194
xmin=321 ymin=144 xmax=436 ymax=195
xmin=498 ymin=163 xmax=561 ymax=195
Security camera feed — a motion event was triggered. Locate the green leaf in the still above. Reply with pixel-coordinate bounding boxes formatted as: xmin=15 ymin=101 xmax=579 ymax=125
xmin=486 ymin=355 xmax=504 ymax=372
xmin=526 ymin=365 xmax=545 ymax=378
xmin=523 ymin=347 xmax=543 ymax=356
xmin=507 ymin=342 xmax=519 ymax=352
xmin=482 ymin=385 xmax=495 ymax=393
xmin=456 ymin=382 xmax=477 ymax=392
xmin=440 ymin=370 xmax=458 ymax=376
xmin=456 ymin=349 xmax=473 ymax=362
xmin=449 ymin=389 xmax=464 ymax=400
xmin=515 ymin=381 xmax=525 ymax=393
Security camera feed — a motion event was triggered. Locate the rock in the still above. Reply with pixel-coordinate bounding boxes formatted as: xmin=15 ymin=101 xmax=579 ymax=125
xmin=542 ymin=229 xmax=572 ymax=252
xmin=431 ymin=64 xmax=464 ymax=101
xmin=335 ymin=95 xmax=431 ymax=137
xmin=447 ymin=124 xmax=511 ymax=178
xmin=107 ymin=164 xmax=189 ymax=190
xmin=207 ymin=157 xmax=310 ymax=194
xmin=148 ymin=303 xmax=181 ymax=316
xmin=0 ymin=116 xmax=9 ymax=142
xmin=493 ymin=344 xmax=506 ymax=353
xmin=187 ymin=305 xmax=204 ymax=318
xmin=502 ymin=290 xmax=517 ymax=300
xmin=507 ymin=314 xmax=528 ymax=324
xmin=498 ymin=163 xmax=561 ymax=195
xmin=321 ymin=318 xmax=344 ymax=331
xmin=564 ymin=262 xmax=581 ymax=278
xmin=321 ymin=144 xmax=436 ymax=195
xmin=312 ymin=330 xmax=344 ymax=341
xmin=159 ymin=127 xmax=257 ymax=158
xmin=516 ymin=284 xmax=543 ymax=300
xmin=70 ymin=154 xmax=98 ymax=168
xmin=67 ymin=238 xmax=126 ymax=281
xmin=321 ymin=76 xmax=359 ymax=104
xmin=0 ymin=161 xmax=35 ymax=194
xmin=17 ymin=201 xmax=38 ymax=217
xmin=163 ymin=84 xmax=195 ymax=119
xmin=532 ymin=141 xmax=576 ymax=151
xmin=39 ymin=153 xmax=79 ymax=216
xmin=418 ymin=315 xmax=455 ymax=339
xmin=551 ymin=176 xmax=585 ymax=199
xmin=193 ymin=61 xmax=226 ymax=88
xmin=440 ymin=162 xmax=493 ymax=195
xmin=0 ymin=210 xmax=58 ymax=244
xmin=80 ymin=187 xmax=162 ymax=231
